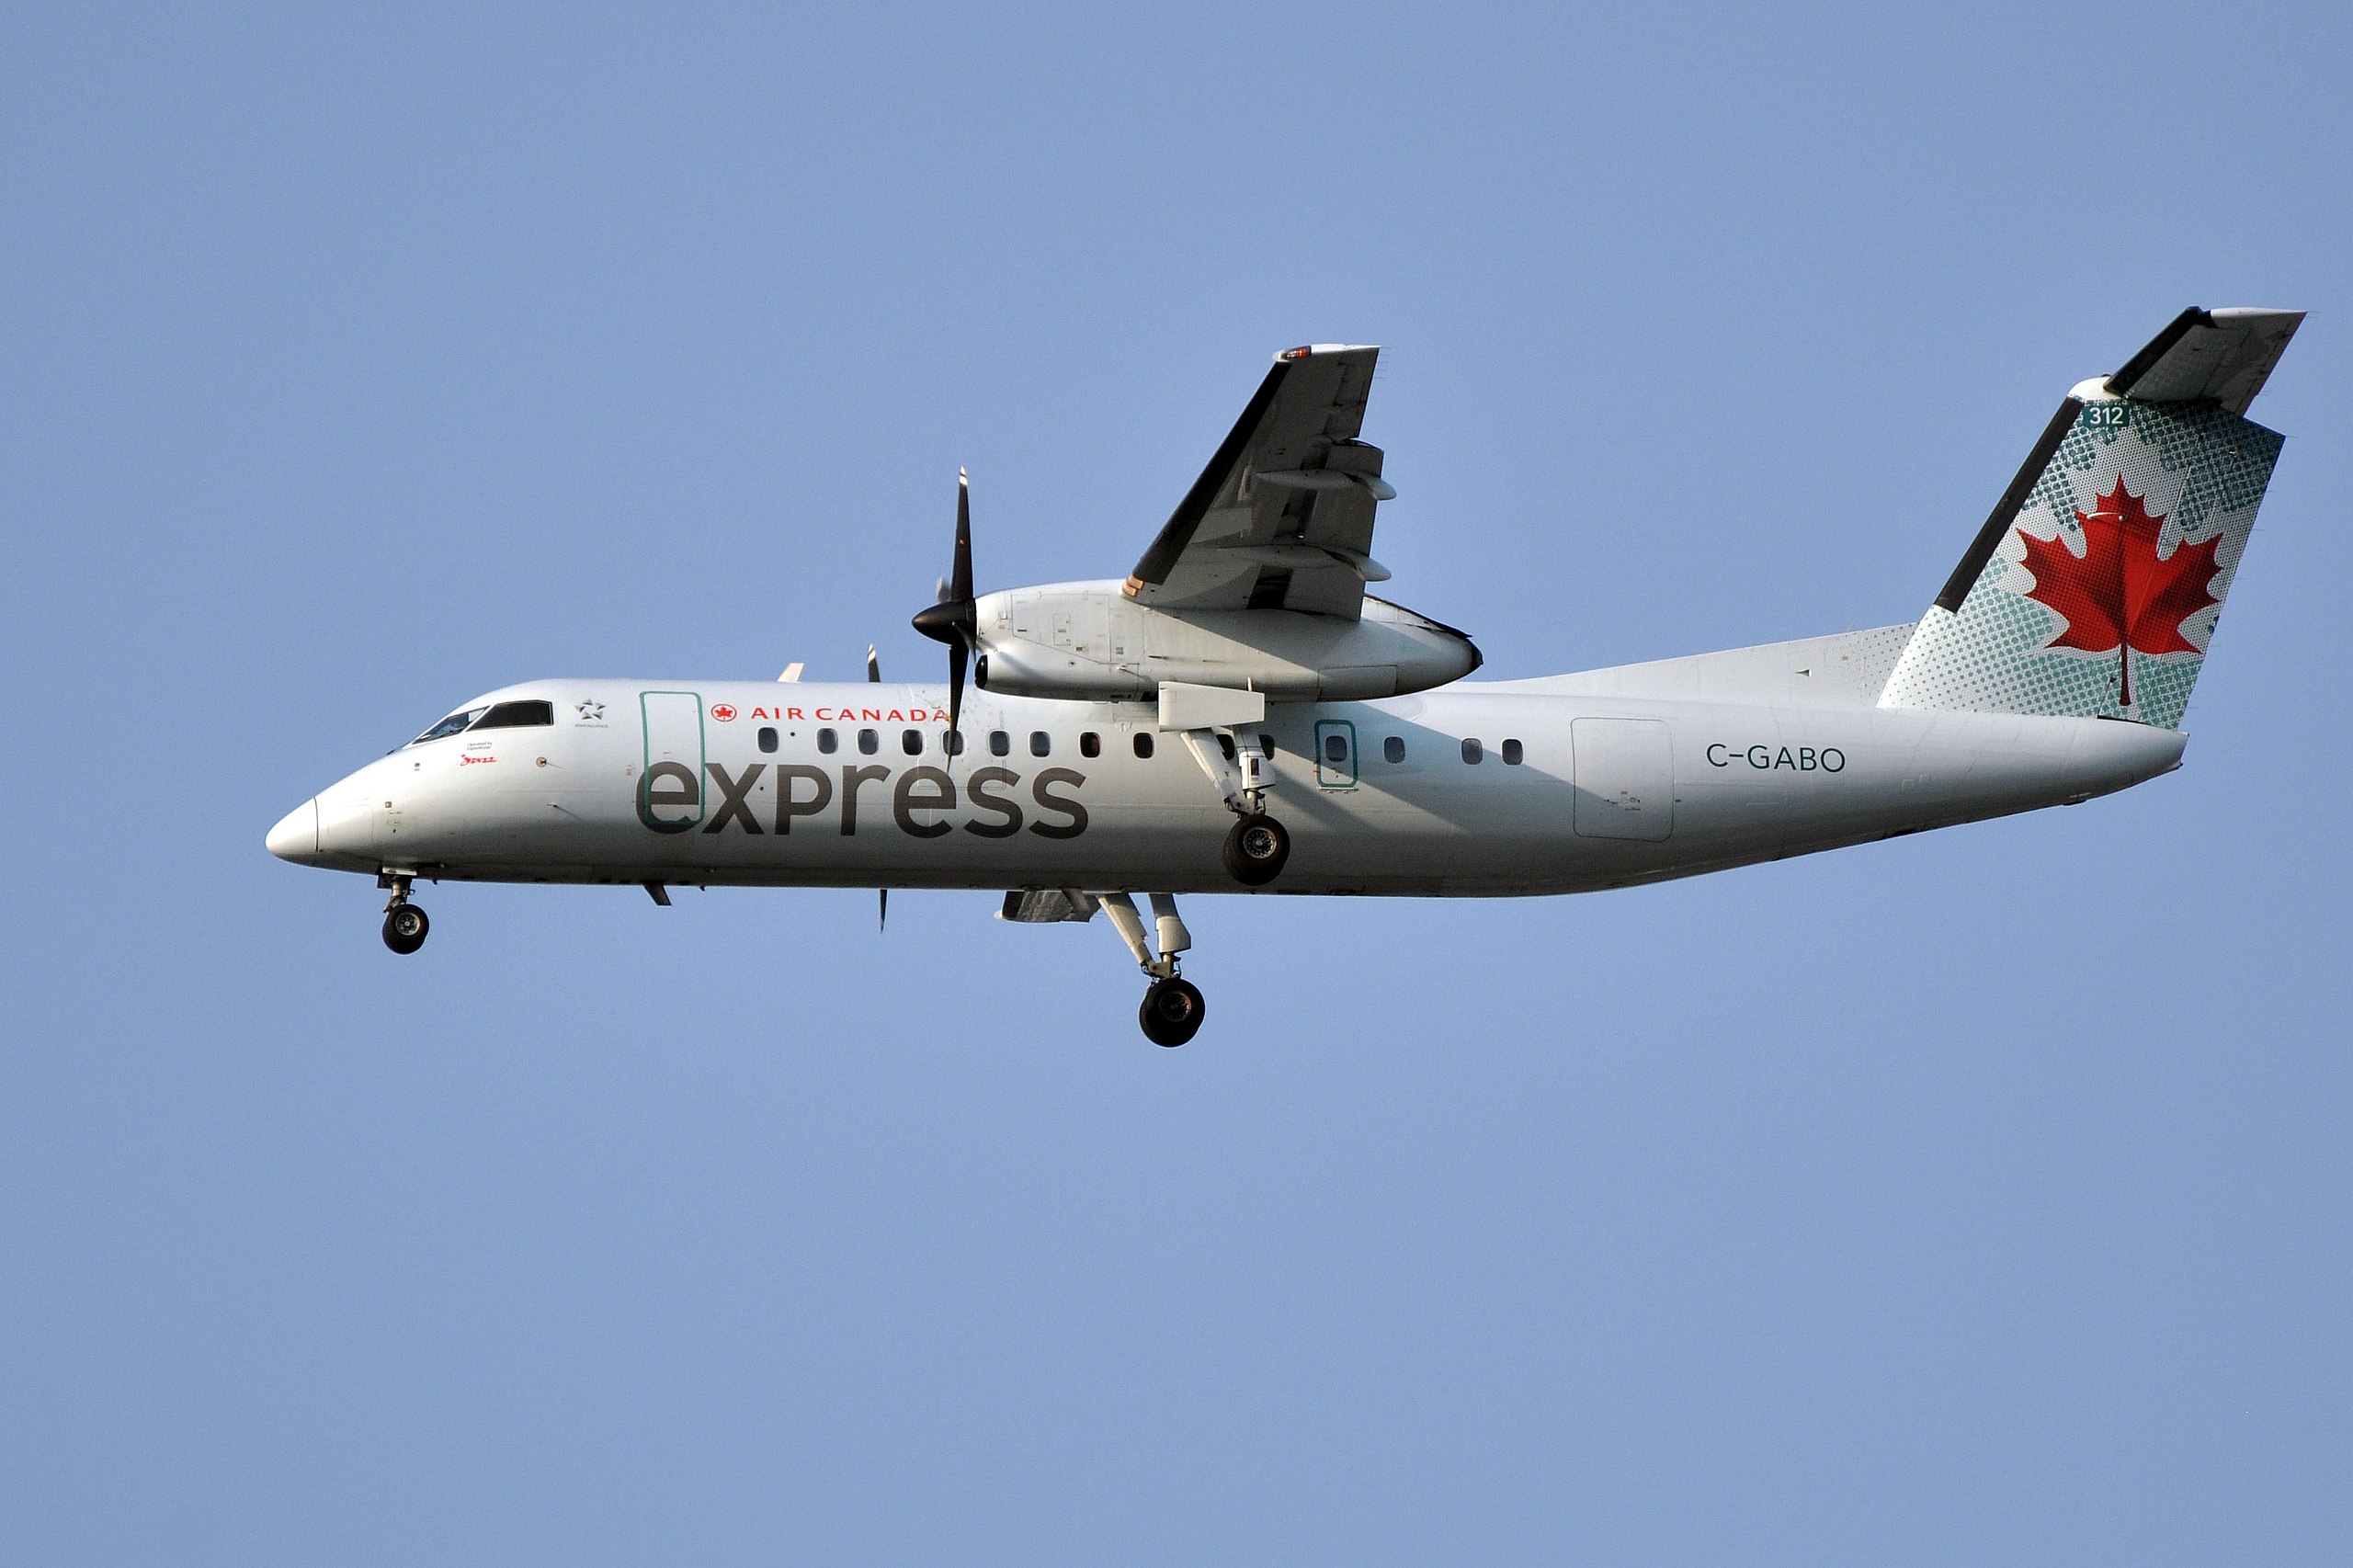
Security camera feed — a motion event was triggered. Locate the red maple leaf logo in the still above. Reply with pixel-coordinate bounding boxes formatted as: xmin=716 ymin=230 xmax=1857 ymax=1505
xmin=2017 ymin=477 xmax=2222 ymax=709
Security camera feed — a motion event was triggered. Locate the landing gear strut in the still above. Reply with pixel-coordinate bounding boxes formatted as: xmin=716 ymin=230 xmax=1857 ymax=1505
xmin=1176 ymin=727 xmax=1291 ymax=887
xmin=381 ymin=874 xmax=429 ymax=955
xmin=1099 ymin=892 xmax=1204 ymax=1046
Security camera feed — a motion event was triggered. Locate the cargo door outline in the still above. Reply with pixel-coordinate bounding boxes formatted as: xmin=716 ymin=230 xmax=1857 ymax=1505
xmin=639 ymin=691 xmax=706 ymax=832
xmin=1572 ymin=718 xmax=1673 ymax=841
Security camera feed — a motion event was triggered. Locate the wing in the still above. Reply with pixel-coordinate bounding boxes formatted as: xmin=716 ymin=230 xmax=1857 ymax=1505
xmin=1123 ymin=345 xmax=1394 ymax=619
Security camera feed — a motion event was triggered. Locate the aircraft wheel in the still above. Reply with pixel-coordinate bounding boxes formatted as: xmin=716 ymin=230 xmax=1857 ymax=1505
xmin=1222 ymin=812 xmax=1290 ymax=886
xmin=1139 ymin=977 xmax=1205 ymax=1047
xmin=382 ymin=903 xmax=430 ymax=955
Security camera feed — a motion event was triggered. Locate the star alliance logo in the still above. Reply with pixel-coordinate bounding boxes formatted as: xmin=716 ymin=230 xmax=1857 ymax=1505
xmin=575 ymin=700 xmax=605 ymax=721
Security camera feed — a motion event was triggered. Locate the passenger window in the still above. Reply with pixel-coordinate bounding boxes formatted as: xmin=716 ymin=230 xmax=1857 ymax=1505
xmin=1461 ymin=738 xmax=1483 ymax=764
xmin=1324 ymin=733 xmax=1348 ymax=764
xmin=1132 ymin=732 xmax=1154 ymax=759
xmin=473 ymin=699 xmax=554 ymax=730
xmin=858 ymin=729 xmax=880 ymax=756
xmin=1502 ymin=738 xmax=1524 ymax=766
xmin=1080 ymin=732 xmax=1100 ymax=758
xmin=945 ymin=732 xmax=965 ymax=756
xmin=1383 ymin=736 xmax=1405 ymax=764
xmin=1029 ymin=731 xmax=1051 ymax=756
xmin=758 ymin=727 xmax=779 ymax=753
xmin=989 ymin=731 xmax=1010 ymax=756
xmin=902 ymin=729 xmax=923 ymax=756
xmin=817 ymin=727 xmax=838 ymax=755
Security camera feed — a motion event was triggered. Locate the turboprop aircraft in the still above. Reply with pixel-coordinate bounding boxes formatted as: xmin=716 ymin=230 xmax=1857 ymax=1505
xmin=269 ymin=308 xmax=2302 ymax=1044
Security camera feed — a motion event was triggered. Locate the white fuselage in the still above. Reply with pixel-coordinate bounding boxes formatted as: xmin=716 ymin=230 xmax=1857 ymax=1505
xmin=271 ymin=676 xmax=2186 ymax=897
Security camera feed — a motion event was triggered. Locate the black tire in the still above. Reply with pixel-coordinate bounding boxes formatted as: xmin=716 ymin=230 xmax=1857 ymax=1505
xmin=382 ymin=903 xmax=429 ymax=955
xmin=1222 ymin=812 xmax=1290 ymax=886
xmin=1138 ymin=977 xmax=1205 ymax=1047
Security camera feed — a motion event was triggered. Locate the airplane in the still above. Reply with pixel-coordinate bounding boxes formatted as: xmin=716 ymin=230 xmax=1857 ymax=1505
xmin=269 ymin=308 xmax=2302 ymax=1045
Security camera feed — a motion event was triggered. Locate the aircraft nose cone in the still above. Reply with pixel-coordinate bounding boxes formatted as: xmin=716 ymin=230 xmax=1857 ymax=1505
xmin=267 ymin=799 xmax=320 ymax=863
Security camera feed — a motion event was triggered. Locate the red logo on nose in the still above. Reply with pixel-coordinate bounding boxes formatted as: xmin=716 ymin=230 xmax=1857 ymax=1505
xmin=710 ymin=704 xmax=738 ymax=722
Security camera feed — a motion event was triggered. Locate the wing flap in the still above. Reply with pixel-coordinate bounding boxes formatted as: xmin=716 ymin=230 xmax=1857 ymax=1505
xmin=996 ymin=889 xmax=1099 ymax=924
xmin=1125 ymin=345 xmax=1390 ymax=618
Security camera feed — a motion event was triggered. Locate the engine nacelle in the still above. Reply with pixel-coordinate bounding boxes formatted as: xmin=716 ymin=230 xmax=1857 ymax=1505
xmin=972 ymin=580 xmax=1481 ymax=701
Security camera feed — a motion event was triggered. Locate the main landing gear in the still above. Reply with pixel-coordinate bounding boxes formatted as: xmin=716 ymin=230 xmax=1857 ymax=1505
xmin=1140 ymin=975 xmax=1205 ymax=1048
xmin=1222 ymin=812 xmax=1290 ymax=886
xmin=381 ymin=874 xmax=429 ymax=955
xmin=1176 ymin=728 xmax=1291 ymax=887
xmin=1099 ymin=892 xmax=1204 ymax=1046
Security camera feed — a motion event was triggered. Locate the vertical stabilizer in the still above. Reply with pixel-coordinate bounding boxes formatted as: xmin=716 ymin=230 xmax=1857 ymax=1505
xmin=1879 ymin=308 xmax=2300 ymax=730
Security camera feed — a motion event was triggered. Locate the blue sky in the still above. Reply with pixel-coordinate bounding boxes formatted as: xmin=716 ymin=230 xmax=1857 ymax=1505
xmin=5 ymin=4 xmax=2348 ymax=1562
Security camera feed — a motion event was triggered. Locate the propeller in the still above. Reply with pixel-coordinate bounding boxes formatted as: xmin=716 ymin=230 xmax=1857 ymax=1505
xmin=910 ymin=468 xmax=977 ymax=755
xmin=890 ymin=470 xmax=977 ymax=938
xmin=869 ymin=646 xmax=883 ymax=927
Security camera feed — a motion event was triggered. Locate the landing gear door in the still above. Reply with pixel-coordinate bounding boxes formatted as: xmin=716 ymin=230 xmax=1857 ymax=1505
xmin=638 ymin=690 xmax=706 ymax=832
xmin=1314 ymin=719 xmax=1358 ymax=789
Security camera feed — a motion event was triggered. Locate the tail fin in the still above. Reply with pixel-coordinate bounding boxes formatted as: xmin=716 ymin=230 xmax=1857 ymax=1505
xmin=1879 ymin=307 xmax=2302 ymax=729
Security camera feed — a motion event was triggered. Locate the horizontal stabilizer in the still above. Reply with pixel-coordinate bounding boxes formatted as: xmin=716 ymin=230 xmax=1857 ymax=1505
xmin=2104 ymin=307 xmax=2303 ymax=414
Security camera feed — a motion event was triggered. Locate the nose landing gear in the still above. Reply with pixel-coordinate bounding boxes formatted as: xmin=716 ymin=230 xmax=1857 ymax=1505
xmin=381 ymin=875 xmax=429 ymax=955
xmin=1099 ymin=891 xmax=1205 ymax=1046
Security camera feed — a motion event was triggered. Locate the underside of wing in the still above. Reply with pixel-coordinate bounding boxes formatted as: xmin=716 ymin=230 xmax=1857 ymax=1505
xmin=1124 ymin=345 xmax=1392 ymax=619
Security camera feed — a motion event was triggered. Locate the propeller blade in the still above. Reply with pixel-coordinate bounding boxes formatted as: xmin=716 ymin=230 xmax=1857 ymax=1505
xmin=866 ymin=644 xmax=880 ymax=683
xmin=949 ymin=468 xmax=973 ymax=605
xmin=878 ymin=888 xmax=888 ymax=931
xmin=947 ymin=636 xmax=968 ymax=757
xmin=912 ymin=468 xmax=980 ymax=771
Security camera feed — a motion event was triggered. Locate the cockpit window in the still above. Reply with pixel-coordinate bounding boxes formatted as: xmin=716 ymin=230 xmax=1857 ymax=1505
xmin=473 ymin=699 xmax=554 ymax=730
xmin=408 ymin=707 xmax=487 ymax=746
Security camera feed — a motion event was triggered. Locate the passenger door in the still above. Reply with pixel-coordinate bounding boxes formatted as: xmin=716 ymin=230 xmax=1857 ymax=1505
xmin=1572 ymin=718 xmax=1673 ymax=840
xmin=638 ymin=691 xmax=706 ymax=831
